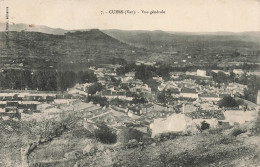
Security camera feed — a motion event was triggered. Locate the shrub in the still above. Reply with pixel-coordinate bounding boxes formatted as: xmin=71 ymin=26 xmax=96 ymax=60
xmin=38 ymin=120 xmax=67 ymax=139
xmin=71 ymin=128 xmax=93 ymax=139
xmin=208 ymin=126 xmax=231 ymax=134
xmin=201 ymin=121 xmax=210 ymax=131
xmin=231 ymin=128 xmax=247 ymax=137
xmin=88 ymin=96 xmax=108 ymax=107
xmin=219 ymin=136 xmax=234 ymax=145
xmin=94 ymin=123 xmax=117 ymax=144
xmin=249 ymin=116 xmax=260 ymax=136
xmin=117 ymin=127 xmax=143 ymax=144
xmin=219 ymin=96 xmax=238 ymax=108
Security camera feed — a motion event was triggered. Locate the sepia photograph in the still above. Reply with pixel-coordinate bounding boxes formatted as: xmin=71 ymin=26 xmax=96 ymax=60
xmin=0 ymin=0 xmax=260 ymax=166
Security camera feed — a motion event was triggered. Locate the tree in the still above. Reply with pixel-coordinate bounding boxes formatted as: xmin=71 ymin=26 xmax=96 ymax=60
xmin=229 ymin=71 xmax=235 ymax=83
xmin=201 ymin=121 xmax=210 ymax=130
xmin=118 ymin=127 xmax=143 ymax=143
xmin=110 ymin=98 xmax=127 ymax=106
xmin=88 ymin=96 xmax=108 ymax=107
xmin=77 ymin=70 xmax=97 ymax=83
xmin=87 ymin=83 xmax=103 ymax=96
xmin=212 ymin=71 xmax=228 ymax=83
xmin=94 ymin=123 xmax=117 ymax=144
xmin=242 ymin=75 xmax=260 ymax=103
xmin=219 ymin=96 xmax=238 ymax=108
xmin=135 ymin=64 xmax=153 ymax=83
xmin=111 ymin=76 xmax=121 ymax=87
xmin=157 ymin=91 xmax=167 ymax=104
xmin=146 ymin=78 xmax=160 ymax=91
xmin=131 ymin=94 xmax=147 ymax=104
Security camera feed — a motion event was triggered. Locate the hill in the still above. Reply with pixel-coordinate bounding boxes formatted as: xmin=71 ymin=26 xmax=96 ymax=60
xmin=102 ymin=29 xmax=260 ymax=65
xmin=102 ymin=29 xmax=260 ymax=52
xmin=0 ymin=30 xmax=147 ymax=70
xmin=1 ymin=23 xmax=259 ymax=67
xmin=0 ymin=22 xmax=68 ymax=35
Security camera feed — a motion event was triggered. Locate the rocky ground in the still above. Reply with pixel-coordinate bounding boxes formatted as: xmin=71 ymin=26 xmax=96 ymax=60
xmin=0 ymin=116 xmax=259 ymax=167
xmin=31 ymin=118 xmax=260 ymax=167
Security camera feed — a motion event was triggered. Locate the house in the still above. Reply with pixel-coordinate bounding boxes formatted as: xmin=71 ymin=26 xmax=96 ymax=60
xmin=198 ymin=93 xmax=221 ymax=102
xmin=164 ymin=81 xmax=178 ymax=90
xmin=233 ymin=69 xmax=244 ymax=76
xmin=121 ymin=76 xmax=134 ymax=82
xmin=146 ymin=110 xmax=169 ymax=119
xmin=134 ymin=126 xmax=149 ymax=133
xmin=135 ymin=61 xmax=156 ymax=66
xmin=181 ymin=103 xmax=198 ymax=113
xmin=152 ymin=76 xmax=163 ymax=83
xmin=130 ymin=84 xmax=151 ymax=93
xmin=94 ymin=71 xmax=105 ymax=78
xmin=125 ymin=72 xmax=135 ymax=77
xmin=169 ymin=72 xmax=185 ymax=79
xmin=212 ymin=70 xmax=230 ymax=76
xmin=169 ymin=88 xmax=180 ymax=98
xmin=247 ymin=71 xmax=260 ymax=77
xmin=180 ymin=88 xmax=198 ymax=99
xmin=5 ymin=102 xmax=19 ymax=113
xmin=140 ymin=103 xmax=154 ymax=114
xmin=150 ymin=114 xmax=195 ymax=138
xmin=54 ymin=99 xmax=76 ymax=105
xmin=96 ymin=68 xmax=106 ymax=72
xmin=158 ymin=84 xmax=166 ymax=91
xmin=0 ymin=90 xmax=58 ymax=100
xmin=186 ymin=71 xmax=197 ymax=76
xmin=127 ymin=110 xmax=141 ymax=119
xmin=143 ymin=62 xmax=156 ymax=66
xmin=197 ymin=69 xmax=207 ymax=77
xmin=101 ymin=90 xmax=132 ymax=100
xmin=18 ymin=103 xmax=38 ymax=112
xmin=223 ymin=110 xmax=258 ymax=125
xmin=140 ymin=103 xmax=167 ymax=114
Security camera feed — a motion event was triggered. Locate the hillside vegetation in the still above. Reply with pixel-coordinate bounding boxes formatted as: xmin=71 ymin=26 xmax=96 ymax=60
xmin=0 ymin=30 xmax=147 ymax=70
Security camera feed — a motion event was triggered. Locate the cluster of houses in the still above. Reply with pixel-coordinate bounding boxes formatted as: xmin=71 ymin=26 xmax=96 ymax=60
xmin=1 ymin=62 xmax=259 ymax=140
xmin=90 ymin=66 xmax=153 ymax=101
xmin=0 ymin=90 xmax=74 ymax=120
xmin=84 ymin=65 xmax=259 ymax=136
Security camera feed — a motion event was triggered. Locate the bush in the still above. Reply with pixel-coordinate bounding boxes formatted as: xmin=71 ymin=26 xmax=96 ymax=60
xmin=231 ymin=128 xmax=246 ymax=137
xmin=118 ymin=127 xmax=143 ymax=143
xmin=71 ymin=128 xmax=93 ymax=139
xmin=208 ymin=126 xmax=231 ymax=134
xmin=219 ymin=136 xmax=234 ymax=145
xmin=219 ymin=96 xmax=238 ymax=108
xmin=88 ymin=96 xmax=108 ymax=107
xmin=201 ymin=121 xmax=210 ymax=131
xmin=94 ymin=123 xmax=117 ymax=144
xmin=250 ymin=116 xmax=260 ymax=136
xmin=38 ymin=120 xmax=67 ymax=139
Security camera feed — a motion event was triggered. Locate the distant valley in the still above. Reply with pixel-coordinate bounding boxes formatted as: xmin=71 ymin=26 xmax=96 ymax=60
xmin=0 ymin=22 xmax=259 ymax=70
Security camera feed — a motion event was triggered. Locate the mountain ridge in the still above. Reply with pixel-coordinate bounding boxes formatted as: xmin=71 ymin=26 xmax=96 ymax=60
xmin=1 ymin=22 xmax=260 ymax=36
xmin=0 ymin=29 xmax=148 ymax=70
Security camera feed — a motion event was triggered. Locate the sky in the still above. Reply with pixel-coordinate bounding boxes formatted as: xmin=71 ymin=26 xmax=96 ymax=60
xmin=0 ymin=0 xmax=259 ymax=32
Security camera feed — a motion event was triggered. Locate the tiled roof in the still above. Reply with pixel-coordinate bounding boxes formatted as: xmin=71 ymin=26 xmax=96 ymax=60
xmin=102 ymin=90 xmax=112 ymax=96
xmin=181 ymin=88 xmax=197 ymax=94
xmin=199 ymin=93 xmax=218 ymax=98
